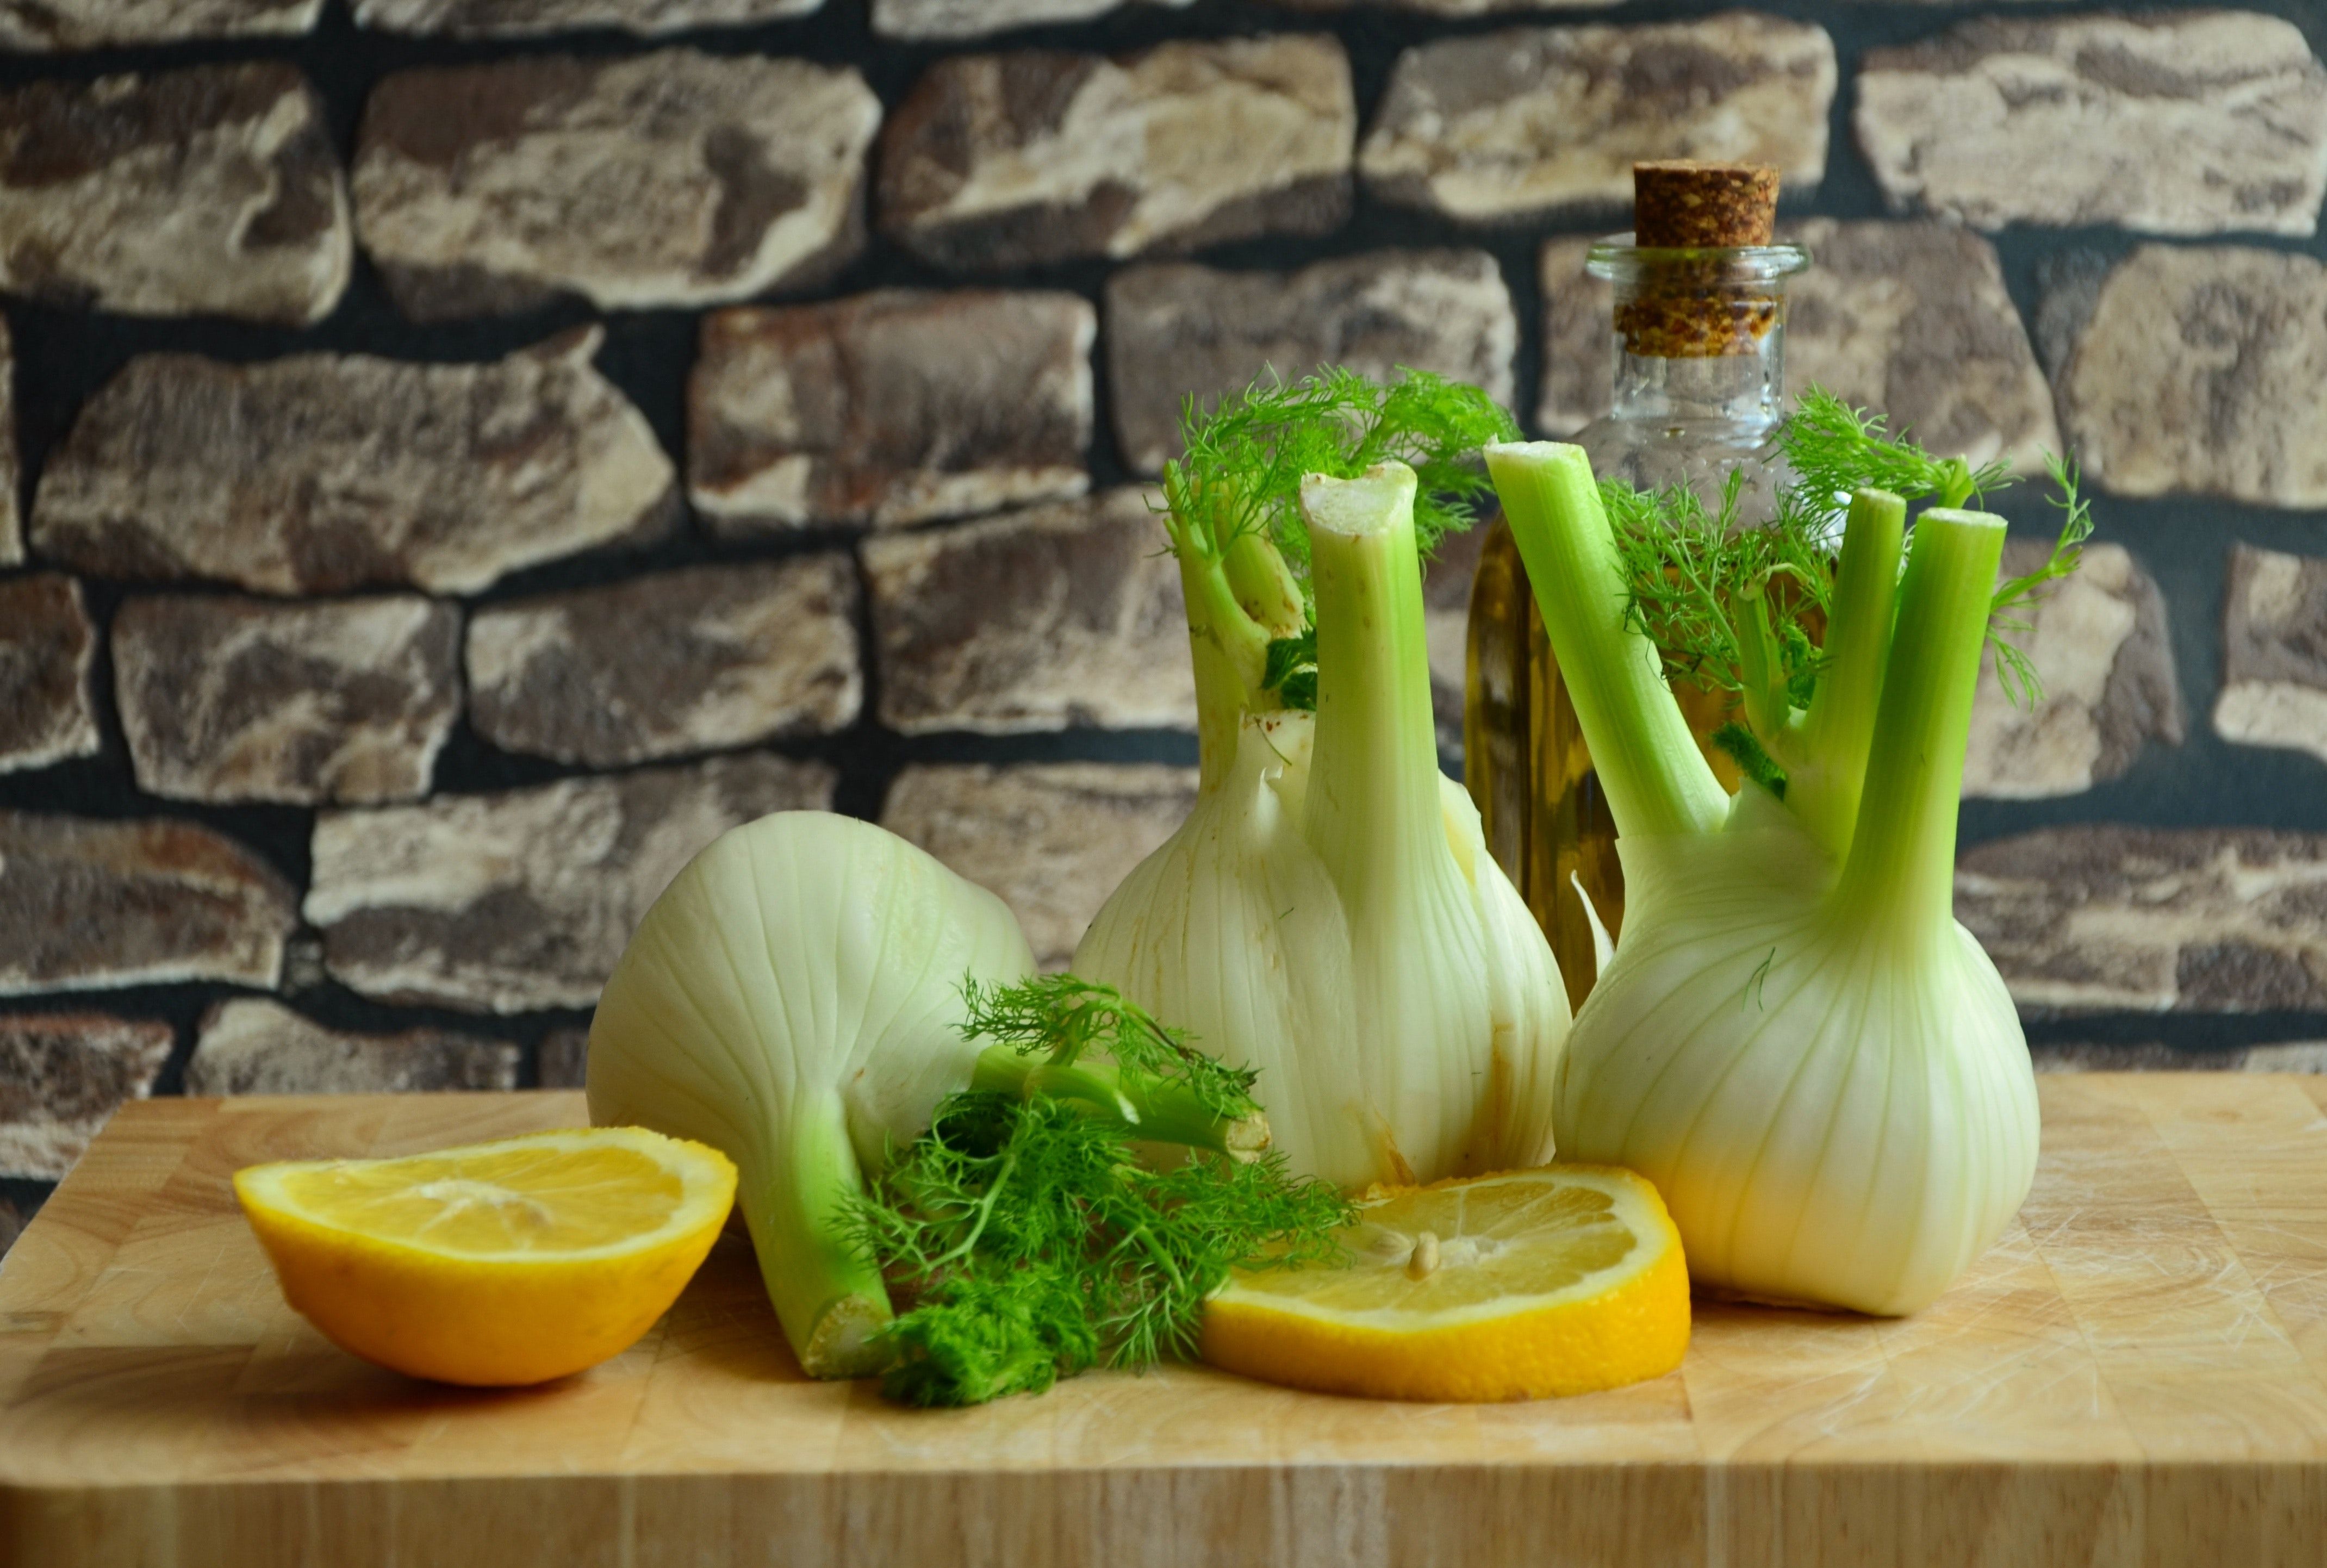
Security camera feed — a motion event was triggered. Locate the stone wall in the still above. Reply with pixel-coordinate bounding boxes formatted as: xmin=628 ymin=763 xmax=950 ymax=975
xmin=2 ymin=0 xmax=2325 ymax=1241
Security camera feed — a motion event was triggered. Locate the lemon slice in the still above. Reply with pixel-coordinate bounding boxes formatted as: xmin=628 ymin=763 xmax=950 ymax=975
xmin=236 ymin=1127 xmax=736 ymax=1387
xmin=1202 ymin=1165 xmax=1689 ymax=1402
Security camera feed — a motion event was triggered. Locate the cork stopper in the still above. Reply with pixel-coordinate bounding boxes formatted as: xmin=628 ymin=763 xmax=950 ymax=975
xmin=1615 ymin=161 xmax=1782 ymax=359
xmin=1632 ymin=161 xmax=1778 ymax=248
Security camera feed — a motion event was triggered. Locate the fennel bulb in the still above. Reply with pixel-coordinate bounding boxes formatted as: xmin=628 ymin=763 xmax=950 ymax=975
xmin=1077 ymin=454 xmax=1569 ymax=1191
xmin=588 ymin=813 xmax=1280 ymax=1382
xmin=1487 ymin=440 xmax=2041 ymax=1315
xmin=587 ymin=812 xmax=1035 ymax=1376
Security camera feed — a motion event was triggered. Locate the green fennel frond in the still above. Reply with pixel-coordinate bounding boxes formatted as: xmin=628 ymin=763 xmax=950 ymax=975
xmin=1713 ymin=723 xmax=1788 ymax=799
xmin=1261 ymin=627 xmax=1318 ymax=712
xmin=1164 ymin=365 xmax=1519 ymax=575
xmin=1609 ymin=386 xmax=2092 ymax=747
xmin=1610 ymin=464 xmax=1834 ymax=705
xmin=1782 ymin=387 xmax=2013 ymax=514
xmin=959 ymin=973 xmax=1260 ymax=1124
xmin=850 ymin=976 xmax=1355 ymax=1407
xmin=1986 ymin=452 xmax=2092 ymax=708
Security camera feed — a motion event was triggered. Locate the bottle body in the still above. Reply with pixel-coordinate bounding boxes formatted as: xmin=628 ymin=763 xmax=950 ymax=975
xmin=1466 ymin=238 xmax=1807 ymax=1010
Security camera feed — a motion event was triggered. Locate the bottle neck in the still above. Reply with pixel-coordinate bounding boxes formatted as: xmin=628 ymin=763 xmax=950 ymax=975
xmin=1609 ymin=321 xmax=1787 ymax=433
xmin=1586 ymin=235 xmax=1807 ymax=438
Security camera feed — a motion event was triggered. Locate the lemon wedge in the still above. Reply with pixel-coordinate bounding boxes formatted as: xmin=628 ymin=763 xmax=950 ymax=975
xmin=236 ymin=1127 xmax=736 ymax=1387
xmin=1202 ymin=1165 xmax=1689 ymax=1402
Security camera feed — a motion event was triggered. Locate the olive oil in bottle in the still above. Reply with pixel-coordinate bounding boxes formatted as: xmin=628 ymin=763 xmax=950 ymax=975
xmin=1465 ymin=162 xmax=1810 ymax=1011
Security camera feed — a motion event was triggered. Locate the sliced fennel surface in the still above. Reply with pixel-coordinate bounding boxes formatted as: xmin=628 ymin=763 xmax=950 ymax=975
xmin=1489 ymin=441 xmax=2040 ymax=1316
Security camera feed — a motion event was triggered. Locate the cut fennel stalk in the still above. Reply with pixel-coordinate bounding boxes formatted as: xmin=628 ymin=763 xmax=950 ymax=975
xmin=1485 ymin=441 xmax=2038 ymax=1316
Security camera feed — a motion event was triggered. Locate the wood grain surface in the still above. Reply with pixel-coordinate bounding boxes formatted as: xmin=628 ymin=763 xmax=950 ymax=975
xmin=2 ymin=1077 xmax=2323 ymax=1567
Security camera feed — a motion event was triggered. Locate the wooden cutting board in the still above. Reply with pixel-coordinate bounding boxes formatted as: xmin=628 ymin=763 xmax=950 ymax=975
xmin=2 ymin=1075 xmax=2323 ymax=1567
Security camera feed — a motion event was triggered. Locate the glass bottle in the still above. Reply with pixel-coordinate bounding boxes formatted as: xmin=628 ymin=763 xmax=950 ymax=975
xmin=1465 ymin=235 xmax=1811 ymax=1012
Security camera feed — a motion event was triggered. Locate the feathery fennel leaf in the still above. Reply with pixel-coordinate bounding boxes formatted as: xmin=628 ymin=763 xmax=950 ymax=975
xmin=1988 ymin=452 xmax=2093 ymax=707
xmin=851 ymin=976 xmax=1353 ymax=1408
xmin=1165 ymin=365 xmax=1519 ymax=575
xmin=1609 ymin=385 xmax=2090 ymax=748
xmin=1609 ymin=464 xmax=1833 ymax=704
xmin=1262 ymin=628 xmax=1318 ymax=712
xmin=957 ymin=973 xmax=1261 ymax=1125
xmin=1713 ymin=723 xmax=1788 ymax=799
xmin=1782 ymin=387 xmax=2012 ymax=514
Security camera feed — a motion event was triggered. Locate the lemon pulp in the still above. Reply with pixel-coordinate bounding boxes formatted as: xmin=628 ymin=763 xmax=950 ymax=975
xmin=1203 ymin=1165 xmax=1689 ymax=1402
xmin=237 ymin=1127 xmax=736 ymax=1386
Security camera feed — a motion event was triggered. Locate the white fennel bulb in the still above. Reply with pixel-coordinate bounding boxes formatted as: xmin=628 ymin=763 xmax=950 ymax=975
xmin=1488 ymin=440 xmax=2042 ymax=1315
xmin=1077 ymin=459 xmax=1568 ymax=1190
xmin=586 ymin=812 xmax=1034 ymax=1377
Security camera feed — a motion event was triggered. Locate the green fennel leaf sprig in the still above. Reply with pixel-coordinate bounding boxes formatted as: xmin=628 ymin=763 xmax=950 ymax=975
xmin=956 ymin=973 xmax=1263 ymax=1129
xmin=1987 ymin=451 xmax=2093 ymax=706
xmin=1782 ymin=387 xmax=2013 ymax=516
xmin=1607 ymin=385 xmax=2092 ymax=789
xmin=1161 ymin=366 xmax=1518 ymax=771
xmin=849 ymin=976 xmax=1354 ymax=1408
xmin=1159 ymin=363 xmax=1508 ymax=763
xmin=1167 ymin=365 xmax=1521 ymax=576
xmin=1261 ymin=626 xmax=1318 ymax=712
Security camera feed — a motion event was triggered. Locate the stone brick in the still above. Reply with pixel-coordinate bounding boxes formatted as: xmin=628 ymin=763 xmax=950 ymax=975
xmin=467 ymin=557 xmax=860 ymax=768
xmin=2051 ymin=245 xmax=2327 ymax=507
xmin=2030 ymin=1041 xmax=2327 ymax=1073
xmin=32 ymin=329 xmax=674 ymax=595
xmin=690 ymin=290 xmax=1093 ymax=533
xmin=1965 ymin=543 xmax=2181 ymax=799
xmin=1781 ymin=219 xmax=2059 ymax=475
xmin=354 ymin=0 xmax=819 ymax=35
xmin=1361 ymin=16 xmax=1836 ymax=225
xmin=1106 ymin=250 xmax=1516 ymax=475
xmin=0 ymin=816 xmax=294 ymax=996
xmin=354 ymin=50 xmax=878 ymax=320
xmin=2214 ymin=543 xmax=2327 ymax=764
xmin=872 ymin=0 xmax=1187 ymax=40
xmin=539 ymin=1027 xmax=589 ymax=1089
xmin=0 ymin=1014 xmax=174 ymax=1180
xmin=1538 ymin=222 xmax=2059 ymax=468
xmin=114 ymin=595 xmax=460 ymax=806
xmin=0 ymin=575 xmax=99 ymax=776
xmin=307 ymin=754 xmax=835 ymax=1013
xmin=1533 ymin=237 xmax=1613 ymax=438
xmin=1856 ymin=13 xmax=2327 ymax=237
xmin=882 ymin=762 xmax=1198 ymax=969
xmin=1955 ymin=826 xmax=2327 ymax=1014
xmin=0 ymin=1 xmax=320 ymax=49
xmin=0 ymin=318 xmax=22 ymax=567
xmin=1291 ymin=0 xmax=1621 ymax=11
xmin=879 ymin=36 xmax=1354 ymax=271
xmin=863 ymin=489 xmax=1192 ymax=735
xmin=0 ymin=64 xmax=347 ymax=324
xmin=186 ymin=999 xmax=519 ymax=1095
